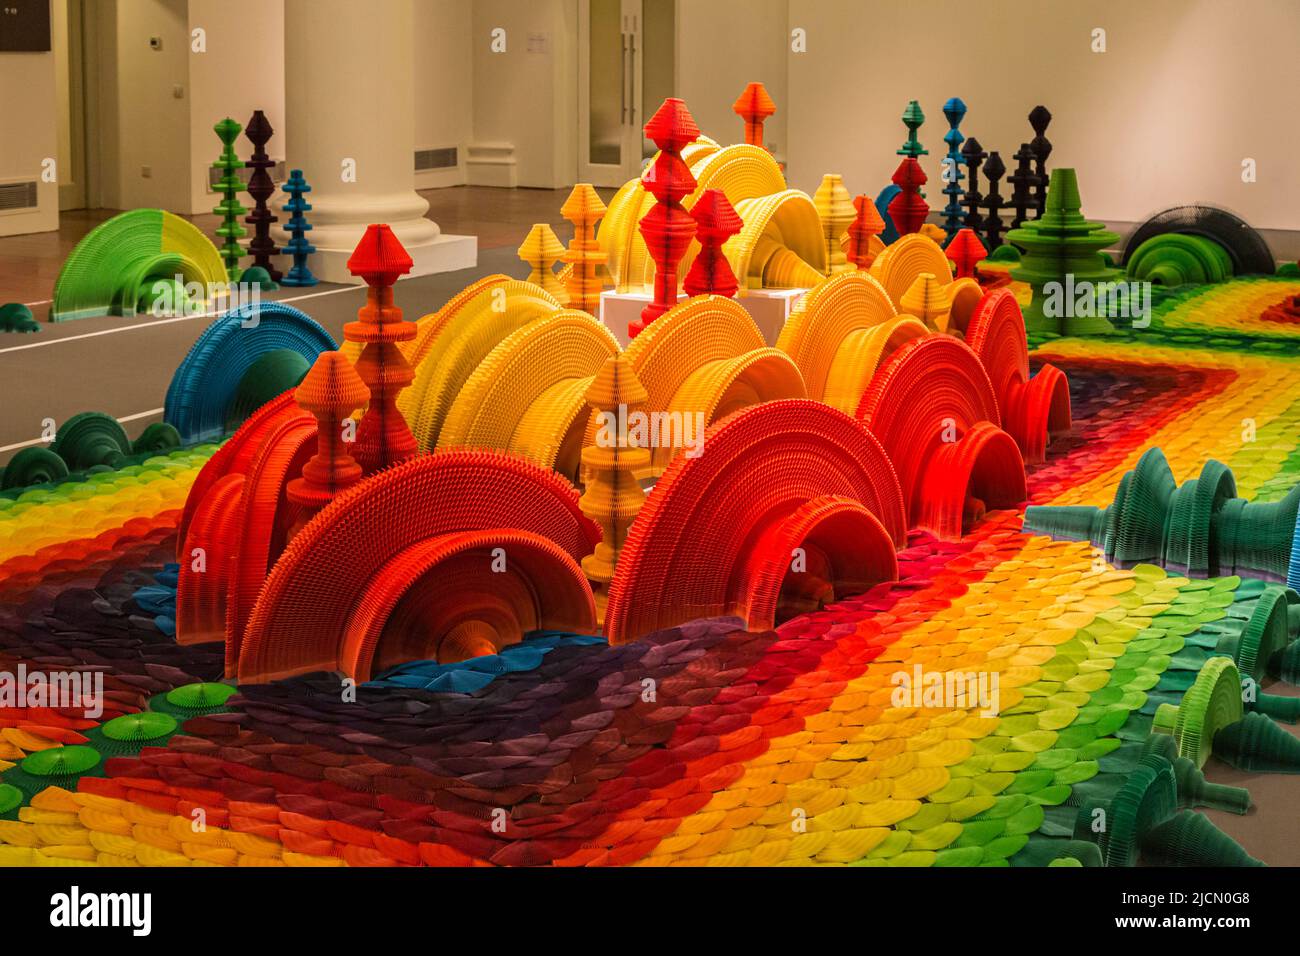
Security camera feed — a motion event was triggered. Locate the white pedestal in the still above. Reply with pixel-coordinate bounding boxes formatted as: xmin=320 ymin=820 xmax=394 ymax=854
xmin=740 ymin=288 xmax=809 ymax=344
xmin=598 ymin=291 xmax=686 ymax=346
xmin=599 ymin=288 xmax=809 ymax=347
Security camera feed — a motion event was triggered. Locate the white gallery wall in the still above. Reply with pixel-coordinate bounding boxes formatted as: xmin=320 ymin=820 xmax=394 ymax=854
xmin=186 ymin=0 xmax=286 ymax=215
xmin=86 ymin=0 xmax=284 ymax=215
xmin=92 ymin=0 xmax=192 ymax=213
xmin=413 ymin=0 xmax=473 ymax=190
xmin=14 ymin=0 xmax=1300 ymax=239
xmin=782 ymin=0 xmax=1300 ymax=230
xmin=468 ymin=0 xmax=578 ymax=189
xmin=676 ymin=0 xmax=789 ymax=163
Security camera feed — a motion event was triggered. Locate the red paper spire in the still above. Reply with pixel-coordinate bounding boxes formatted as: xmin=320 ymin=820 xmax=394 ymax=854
xmin=887 ymin=157 xmax=929 ymax=236
xmin=632 ymin=98 xmax=700 ymax=339
xmin=344 ymin=224 xmax=417 ymax=472
xmin=844 ymin=194 xmax=886 ymax=271
xmin=643 ymin=96 xmax=700 ymax=153
xmin=946 ymin=227 xmax=987 ymax=279
xmin=683 ymin=188 xmax=743 ymax=298
xmin=733 ymin=81 xmax=776 ymax=149
xmin=347 ymin=223 xmax=414 ymax=285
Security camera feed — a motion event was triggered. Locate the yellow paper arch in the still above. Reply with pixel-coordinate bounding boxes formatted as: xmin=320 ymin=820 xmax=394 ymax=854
xmin=776 ymin=271 xmax=897 ymax=402
xmin=402 ymin=279 xmax=563 ymax=448
xmin=728 ymin=190 xmax=828 ymax=291
xmin=437 ymin=309 xmax=619 ymax=481
xmin=821 ymin=317 xmax=931 ymax=414
xmin=869 ymin=233 xmax=953 ymax=308
xmin=591 ymin=295 xmax=806 ymax=476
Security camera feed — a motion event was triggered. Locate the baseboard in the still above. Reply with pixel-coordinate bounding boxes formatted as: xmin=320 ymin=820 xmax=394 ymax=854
xmin=465 ymin=142 xmax=517 ymax=188
xmin=414 ymin=166 xmax=467 ymax=191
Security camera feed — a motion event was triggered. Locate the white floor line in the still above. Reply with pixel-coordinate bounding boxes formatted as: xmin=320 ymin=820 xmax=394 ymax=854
xmin=116 ymin=407 xmax=166 ymax=423
xmin=0 ymin=407 xmax=165 ymax=455
xmin=0 ymin=284 xmax=362 ymax=356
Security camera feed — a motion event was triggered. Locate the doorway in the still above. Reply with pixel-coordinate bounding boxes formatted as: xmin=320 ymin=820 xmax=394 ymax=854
xmin=577 ymin=0 xmax=675 ymax=188
xmin=53 ymin=0 xmax=90 ymax=211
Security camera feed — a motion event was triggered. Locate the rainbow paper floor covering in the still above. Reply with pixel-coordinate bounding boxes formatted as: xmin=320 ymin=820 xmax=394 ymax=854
xmin=1 ymin=277 xmax=1298 ymax=867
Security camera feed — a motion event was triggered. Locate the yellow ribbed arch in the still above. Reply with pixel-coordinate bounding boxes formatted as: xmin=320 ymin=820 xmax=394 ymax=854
xmin=727 ymin=191 xmax=827 ymax=291
xmin=401 ymin=279 xmax=563 ymax=449
xmin=593 ymin=295 xmax=806 ymax=476
xmin=869 ymin=234 xmax=953 ymax=309
xmin=437 ymin=309 xmax=619 ymax=481
xmin=821 ymin=317 xmax=931 ymax=415
xmin=776 ymin=271 xmax=897 ymax=402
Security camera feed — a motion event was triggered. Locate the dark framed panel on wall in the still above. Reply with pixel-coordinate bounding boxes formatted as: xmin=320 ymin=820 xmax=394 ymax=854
xmin=0 ymin=0 xmax=52 ymax=53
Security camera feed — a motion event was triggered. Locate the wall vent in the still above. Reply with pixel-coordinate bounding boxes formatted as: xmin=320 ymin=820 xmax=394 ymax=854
xmin=0 ymin=180 xmax=38 ymax=214
xmin=415 ymin=147 xmax=458 ymax=171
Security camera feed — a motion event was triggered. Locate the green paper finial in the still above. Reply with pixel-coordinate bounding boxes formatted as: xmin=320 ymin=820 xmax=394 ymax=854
xmin=1214 ymin=712 xmax=1300 ymax=773
xmin=897 ymin=100 xmax=927 ymax=158
xmin=1023 ymin=451 xmax=1300 ymax=583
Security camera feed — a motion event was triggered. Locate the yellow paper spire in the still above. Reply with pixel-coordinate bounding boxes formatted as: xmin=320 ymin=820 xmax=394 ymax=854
xmin=561 ymin=184 xmax=608 ymax=314
xmin=813 ymin=173 xmax=855 ymax=275
xmin=517 ymin=223 xmax=566 ymax=299
xmin=579 ymin=353 xmax=650 ymax=624
xmin=899 ymin=272 xmax=953 ymax=332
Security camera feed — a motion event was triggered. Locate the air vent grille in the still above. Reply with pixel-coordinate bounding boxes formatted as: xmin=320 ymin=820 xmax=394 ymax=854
xmin=415 ymin=147 xmax=458 ymax=171
xmin=0 ymin=181 xmax=38 ymax=212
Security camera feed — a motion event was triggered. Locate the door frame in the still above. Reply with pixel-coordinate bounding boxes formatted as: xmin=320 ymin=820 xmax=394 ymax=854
xmin=55 ymin=0 xmax=88 ymax=210
xmin=577 ymin=0 xmax=643 ymax=187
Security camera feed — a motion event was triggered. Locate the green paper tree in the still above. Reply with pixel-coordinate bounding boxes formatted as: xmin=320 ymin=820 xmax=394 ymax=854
xmin=1007 ymin=168 xmax=1123 ymax=335
xmin=212 ymin=117 xmax=247 ymax=283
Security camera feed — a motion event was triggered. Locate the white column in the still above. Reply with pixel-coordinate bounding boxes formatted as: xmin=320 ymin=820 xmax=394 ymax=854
xmin=277 ymin=0 xmax=475 ymax=283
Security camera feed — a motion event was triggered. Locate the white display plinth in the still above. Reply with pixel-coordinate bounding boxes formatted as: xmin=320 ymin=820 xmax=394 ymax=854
xmin=599 ymin=288 xmax=809 ymax=347
xmin=598 ymin=291 xmax=686 ymax=347
xmin=739 ymin=288 xmax=809 ymax=344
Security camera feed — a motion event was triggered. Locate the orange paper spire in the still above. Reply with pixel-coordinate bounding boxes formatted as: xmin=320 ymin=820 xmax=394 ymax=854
xmin=733 ymin=81 xmax=776 ymax=149
xmin=844 ymin=195 xmax=886 ymax=270
xmin=287 ymin=351 xmax=370 ymax=520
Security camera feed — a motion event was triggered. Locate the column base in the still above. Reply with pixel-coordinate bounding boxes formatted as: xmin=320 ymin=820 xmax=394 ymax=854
xmin=286 ymin=233 xmax=479 ymax=285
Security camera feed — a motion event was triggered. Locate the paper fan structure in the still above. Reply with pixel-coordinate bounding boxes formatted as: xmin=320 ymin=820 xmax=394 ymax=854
xmin=50 ymin=209 xmax=227 ymax=322
xmin=20 ymin=80 xmax=1300 ymax=873
xmin=164 ymin=301 xmax=335 ymax=444
xmin=599 ymin=89 xmax=826 ymax=301
xmin=1024 ymin=449 xmax=1300 ymax=582
xmin=604 ymin=399 xmax=904 ymax=643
